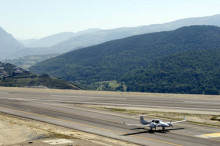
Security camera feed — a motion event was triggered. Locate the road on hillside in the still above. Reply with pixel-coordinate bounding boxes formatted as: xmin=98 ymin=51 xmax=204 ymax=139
xmin=0 ymin=88 xmax=220 ymax=146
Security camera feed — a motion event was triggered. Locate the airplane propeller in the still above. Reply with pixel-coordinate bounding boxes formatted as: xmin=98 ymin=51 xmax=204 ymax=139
xmin=169 ymin=120 xmax=173 ymax=127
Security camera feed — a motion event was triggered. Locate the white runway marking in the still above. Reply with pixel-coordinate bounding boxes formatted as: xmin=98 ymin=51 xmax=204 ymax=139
xmin=43 ymin=139 xmax=73 ymax=145
xmin=50 ymin=94 xmax=104 ymax=99
xmin=184 ymin=101 xmax=220 ymax=105
xmin=50 ymin=95 xmax=75 ymax=97
xmin=0 ymin=96 xmax=37 ymax=101
xmin=50 ymin=94 xmax=126 ymax=100
xmin=90 ymin=140 xmax=112 ymax=146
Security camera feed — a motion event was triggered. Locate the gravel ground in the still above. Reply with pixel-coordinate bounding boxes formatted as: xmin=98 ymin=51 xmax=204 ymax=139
xmin=0 ymin=112 xmax=138 ymax=146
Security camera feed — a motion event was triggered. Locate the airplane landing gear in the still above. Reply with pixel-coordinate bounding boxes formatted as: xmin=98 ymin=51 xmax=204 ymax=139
xmin=162 ymin=127 xmax=165 ymax=132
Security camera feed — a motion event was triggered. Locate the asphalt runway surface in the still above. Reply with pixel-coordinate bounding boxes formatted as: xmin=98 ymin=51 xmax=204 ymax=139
xmin=0 ymin=87 xmax=220 ymax=146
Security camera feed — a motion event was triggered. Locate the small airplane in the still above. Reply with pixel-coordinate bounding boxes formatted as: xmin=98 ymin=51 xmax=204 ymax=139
xmin=124 ymin=115 xmax=186 ymax=132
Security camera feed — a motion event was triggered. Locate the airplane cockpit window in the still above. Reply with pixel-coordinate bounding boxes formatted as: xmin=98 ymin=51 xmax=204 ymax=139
xmin=155 ymin=120 xmax=160 ymax=124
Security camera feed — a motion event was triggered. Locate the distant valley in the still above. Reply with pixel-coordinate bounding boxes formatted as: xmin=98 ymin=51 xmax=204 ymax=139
xmin=3 ymin=54 xmax=59 ymax=69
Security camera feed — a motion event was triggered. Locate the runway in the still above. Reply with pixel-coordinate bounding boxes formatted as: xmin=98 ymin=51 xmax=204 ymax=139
xmin=0 ymin=87 xmax=220 ymax=146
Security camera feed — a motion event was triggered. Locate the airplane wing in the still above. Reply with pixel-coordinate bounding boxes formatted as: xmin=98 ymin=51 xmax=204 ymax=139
xmin=170 ymin=117 xmax=186 ymax=124
xmin=123 ymin=121 xmax=150 ymax=127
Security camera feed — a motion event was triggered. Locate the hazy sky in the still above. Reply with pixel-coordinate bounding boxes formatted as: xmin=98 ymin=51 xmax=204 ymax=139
xmin=1 ymin=0 xmax=220 ymax=39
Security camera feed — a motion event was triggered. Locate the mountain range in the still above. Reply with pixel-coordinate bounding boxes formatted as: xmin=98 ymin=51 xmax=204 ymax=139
xmin=0 ymin=27 xmax=24 ymax=60
xmin=19 ymin=29 xmax=102 ymax=48
xmin=29 ymin=25 xmax=220 ymax=94
xmin=16 ymin=14 xmax=220 ymax=57
xmin=1 ymin=14 xmax=220 ymax=61
xmin=50 ymin=14 xmax=220 ymax=53
xmin=1 ymin=14 xmax=220 ymax=94
xmin=19 ymin=32 xmax=75 ymax=48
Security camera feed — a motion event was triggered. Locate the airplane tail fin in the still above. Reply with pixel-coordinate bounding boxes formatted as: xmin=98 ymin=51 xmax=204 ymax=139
xmin=139 ymin=115 xmax=150 ymax=125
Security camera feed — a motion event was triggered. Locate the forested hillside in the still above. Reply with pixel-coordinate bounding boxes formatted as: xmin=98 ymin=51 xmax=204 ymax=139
xmin=30 ymin=26 xmax=220 ymax=94
xmin=120 ymin=48 xmax=220 ymax=94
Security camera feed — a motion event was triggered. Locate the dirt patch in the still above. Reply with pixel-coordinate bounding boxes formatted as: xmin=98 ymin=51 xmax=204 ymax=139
xmin=0 ymin=112 xmax=138 ymax=146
